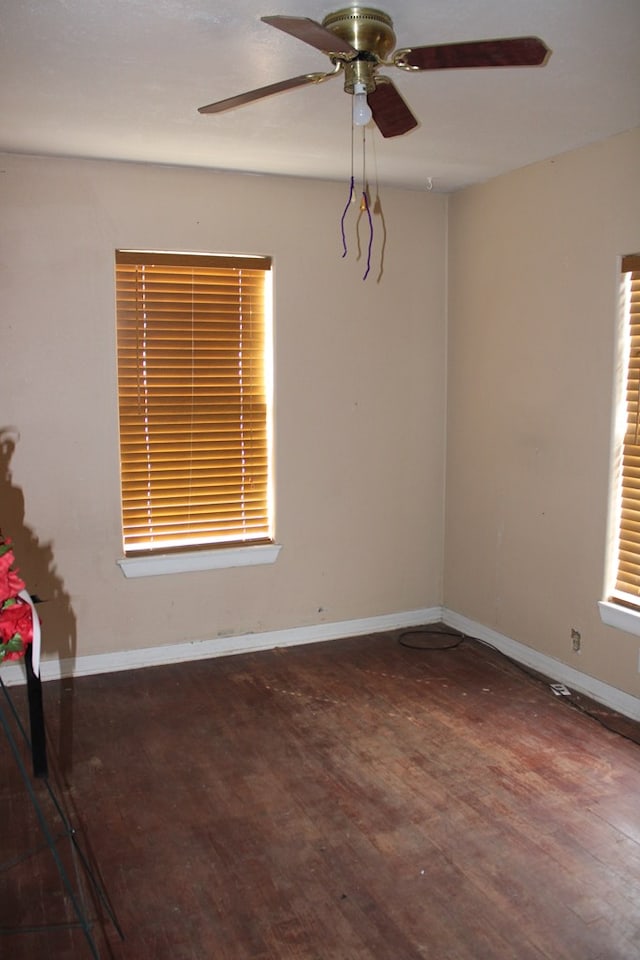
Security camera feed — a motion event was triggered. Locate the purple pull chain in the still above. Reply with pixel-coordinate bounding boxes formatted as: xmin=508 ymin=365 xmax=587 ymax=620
xmin=360 ymin=190 xmax=373 ymax=281
xmin=340 ymin=176 xmax=355 ymax=258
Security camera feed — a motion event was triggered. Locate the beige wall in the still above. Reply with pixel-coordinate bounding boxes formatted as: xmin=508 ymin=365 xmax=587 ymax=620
xmin=445 ymin=128 xmax=640 ymax=698
xmin=4 ymin=130 xmax=639 ymax=700
xmin=1 ymin=154 xmax=447 ymax=665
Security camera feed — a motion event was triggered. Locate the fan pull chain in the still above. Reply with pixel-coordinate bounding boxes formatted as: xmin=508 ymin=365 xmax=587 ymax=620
xmin=360 ymin=189 xmax=373 ymax=281
xmin=340 ymin=122 xmax=374 ymax=280
xmin=359 ymin=126 xmax=373 ymax=281
xmin=340 ymin=176 xmax=355 ymax=259
xmin=340 ymin=120 xmax=356 ymax=258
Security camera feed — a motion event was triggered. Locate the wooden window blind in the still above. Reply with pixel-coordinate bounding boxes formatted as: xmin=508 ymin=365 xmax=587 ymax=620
xmin=613 ymin=254 xmax=640 ymax=606
xmin=115 ymin=251 xmax=272 ymax=556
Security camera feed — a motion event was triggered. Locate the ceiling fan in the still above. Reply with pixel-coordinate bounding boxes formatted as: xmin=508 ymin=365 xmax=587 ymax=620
xmin=198 ymin=6 xmax=550 ymax=138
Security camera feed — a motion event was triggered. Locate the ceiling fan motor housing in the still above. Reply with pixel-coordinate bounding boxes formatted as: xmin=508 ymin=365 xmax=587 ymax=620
xmin=322 ymin=6 xmax=396 ymax=93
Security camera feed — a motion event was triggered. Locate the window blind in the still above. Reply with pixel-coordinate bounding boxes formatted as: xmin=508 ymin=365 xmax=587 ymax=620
xmin=613 ymin=254 xmax=640 ymax=604
xmin=115 ymin=251 xmax=272 ymax=555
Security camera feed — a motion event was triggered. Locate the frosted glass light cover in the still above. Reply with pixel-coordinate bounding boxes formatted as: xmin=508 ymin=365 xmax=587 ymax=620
xmin=352 ymin=83 xmax=372 ymax=126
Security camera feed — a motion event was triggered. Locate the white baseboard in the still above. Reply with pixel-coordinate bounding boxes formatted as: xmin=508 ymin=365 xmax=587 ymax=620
xmin=4 ymin=605 xmax=639 ymax=722
xmin=442 ymin=608 xmax=640 ymax=722
xmin=1 ymin=606 xmax=443 ymax=687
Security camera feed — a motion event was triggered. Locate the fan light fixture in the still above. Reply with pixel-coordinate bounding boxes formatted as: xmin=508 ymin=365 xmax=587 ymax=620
xmin=352 ymin=81 xmax=372 ymax=125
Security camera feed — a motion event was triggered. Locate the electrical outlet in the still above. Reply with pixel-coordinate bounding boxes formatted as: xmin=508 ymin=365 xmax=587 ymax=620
xmin=571 ymin=628 xmax=581 ymax=652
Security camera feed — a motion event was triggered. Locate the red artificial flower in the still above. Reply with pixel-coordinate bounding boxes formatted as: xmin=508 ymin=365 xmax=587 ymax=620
xmin=0 ymin=546 xmax=26 ymax=604
xmin=0 ymin=598 xmax=34 ymax=647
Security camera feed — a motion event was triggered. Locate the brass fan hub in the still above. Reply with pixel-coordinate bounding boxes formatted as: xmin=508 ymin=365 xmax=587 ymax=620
xmin=322 ymin=7 xmax=396 ymax=61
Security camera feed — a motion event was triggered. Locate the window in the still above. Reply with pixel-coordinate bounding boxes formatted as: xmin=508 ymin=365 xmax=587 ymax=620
xmin=115 ymin=251 xmax=273 ymax=564
xmin=609 ymin=254 xmax=640 ymax=610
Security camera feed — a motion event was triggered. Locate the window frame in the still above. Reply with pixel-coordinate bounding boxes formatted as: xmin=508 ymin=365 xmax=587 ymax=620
xmin=114 ymin=250 xmax=278 ymax=576
xmin=600 ymin=254 xmax=640 ymax=634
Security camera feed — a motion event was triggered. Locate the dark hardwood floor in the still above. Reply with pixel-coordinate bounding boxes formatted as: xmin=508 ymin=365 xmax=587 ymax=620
xmin=1 ymin=627 xmax=640 ymax=959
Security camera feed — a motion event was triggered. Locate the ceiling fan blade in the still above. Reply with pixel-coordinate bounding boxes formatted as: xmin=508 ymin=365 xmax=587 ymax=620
xmin=368 ymin=80 xmax=418 ymax=138
xmin=397 ymin=36 xmax=550 ymax=71
xmin=198 ymin=73 xmax=327 ymax=114
xmin=261 ymin=15 xmax=356 ymax=56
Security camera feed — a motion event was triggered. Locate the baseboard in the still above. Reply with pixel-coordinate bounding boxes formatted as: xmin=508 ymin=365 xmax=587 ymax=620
xmin=4 ymin=605 xmax=639 ymax=722
xmin=1 ymin=606 xmax=443 ymax=687
xmin=442 ymin=608 xmax=640 ymax=722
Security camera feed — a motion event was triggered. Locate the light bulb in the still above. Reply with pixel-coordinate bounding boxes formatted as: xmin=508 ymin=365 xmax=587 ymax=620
xmin=352 ymin=81 xmax=372 ymax=126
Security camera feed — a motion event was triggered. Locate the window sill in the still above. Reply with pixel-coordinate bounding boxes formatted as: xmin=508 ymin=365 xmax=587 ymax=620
xmin=598 ymin=600 xmax=640 ymax=637
xmin=117 ymin=543 xmax=281 ymax=579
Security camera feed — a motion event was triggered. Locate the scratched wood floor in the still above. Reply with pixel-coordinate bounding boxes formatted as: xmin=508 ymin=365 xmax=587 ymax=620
xmin=1 ymin=627 xmax=640 ymax=960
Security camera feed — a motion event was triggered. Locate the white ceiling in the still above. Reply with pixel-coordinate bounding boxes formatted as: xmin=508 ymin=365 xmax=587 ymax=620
xmin=1 ymin=1 xmax=639 ymax=192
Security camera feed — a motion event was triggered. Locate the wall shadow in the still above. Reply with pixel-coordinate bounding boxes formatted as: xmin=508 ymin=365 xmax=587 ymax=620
xmin=1 ymin=428 xmax=77 ymax=780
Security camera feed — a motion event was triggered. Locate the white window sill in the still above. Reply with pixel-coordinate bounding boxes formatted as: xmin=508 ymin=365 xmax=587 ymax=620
xmin=598 ymin=600 xmax=640 ymax=637
xmin=117 ymin=543 xmax=281 ymax=579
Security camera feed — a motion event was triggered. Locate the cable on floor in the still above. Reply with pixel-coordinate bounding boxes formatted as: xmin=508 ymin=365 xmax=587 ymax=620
xmin=398 ymin=626 xmax=640 ymax=747
xmin=397 ymin=627 xmax=465 ymax=651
